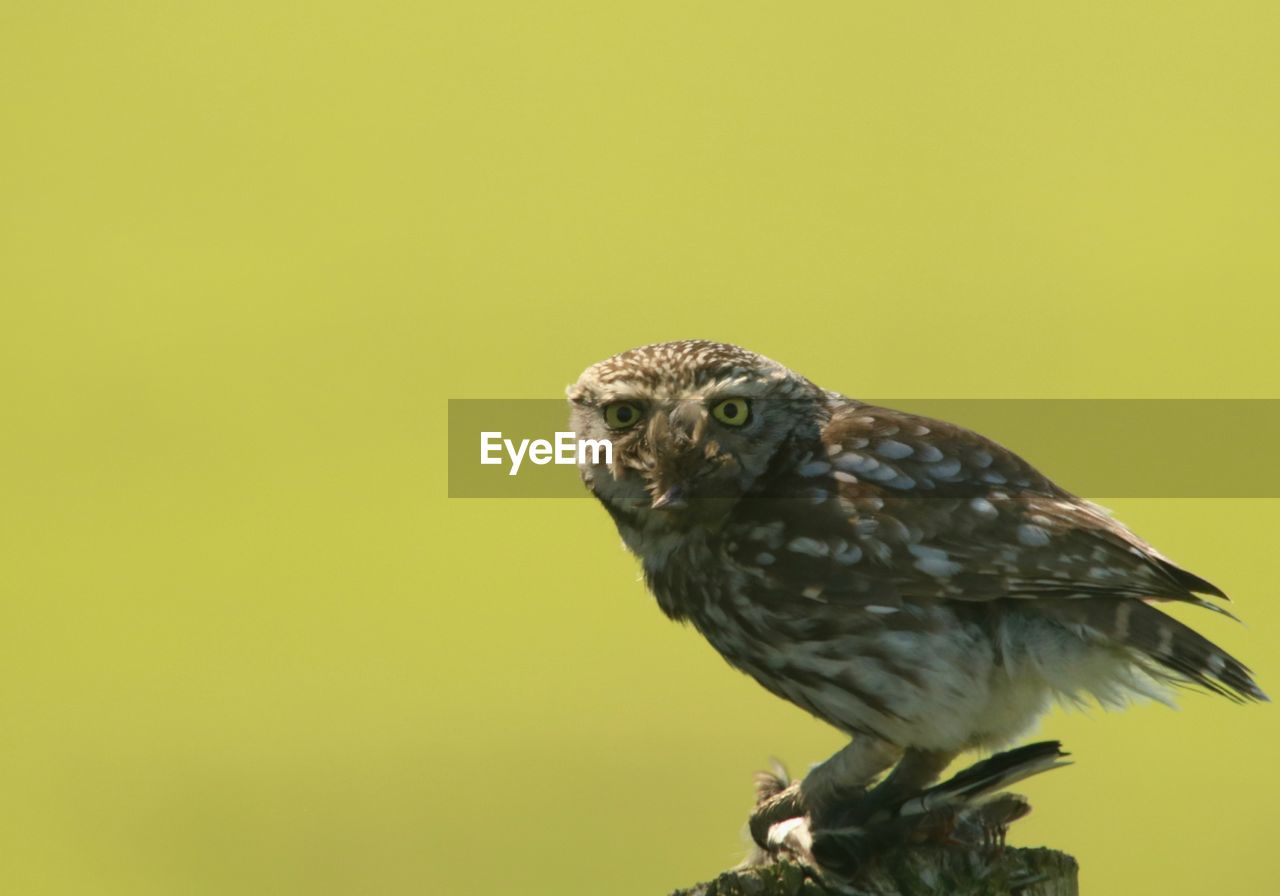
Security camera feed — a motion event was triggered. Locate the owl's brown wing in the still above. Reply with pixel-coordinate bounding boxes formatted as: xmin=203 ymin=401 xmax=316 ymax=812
xmin=726 ymin=402 xmax=1264 ymax=701
xmin=732 ymin=401 xmax=1223 ymax=606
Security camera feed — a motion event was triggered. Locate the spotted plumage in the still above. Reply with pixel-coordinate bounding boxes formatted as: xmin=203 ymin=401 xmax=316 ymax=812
xmin=568 ymin=340 xmax=1264 ymax=861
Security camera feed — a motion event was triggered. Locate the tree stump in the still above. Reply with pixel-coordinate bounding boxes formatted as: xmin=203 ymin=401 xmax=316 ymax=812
xmin=670 ymin=848 xmax=1078 ymax=896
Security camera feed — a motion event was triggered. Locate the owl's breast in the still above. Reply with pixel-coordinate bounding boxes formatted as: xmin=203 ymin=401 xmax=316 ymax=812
xmin=640 ymin=530 xmax=725 ymax=623
xmin=644 ymin=536 xmax=836 ymax=680
xmin=645 ymin=539 xmax=1042 ymax=750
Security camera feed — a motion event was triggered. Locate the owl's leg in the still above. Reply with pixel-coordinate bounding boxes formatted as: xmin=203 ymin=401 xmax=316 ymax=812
xmin=808 ymin=746 xmax=958 ymax=872
xmin=800 ymin=737 xmax=905 ymax=822
xmin=748 ymin=737 xmax=901 ymax=850
xmin=820 ymin=746 xmax=957 ymax=828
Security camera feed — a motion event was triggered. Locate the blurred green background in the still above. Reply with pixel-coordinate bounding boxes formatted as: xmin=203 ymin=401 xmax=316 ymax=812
xmin=2 ymin=2 xmax=1278 ymax=894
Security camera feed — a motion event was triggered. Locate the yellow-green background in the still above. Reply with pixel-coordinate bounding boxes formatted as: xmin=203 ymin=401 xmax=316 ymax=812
xmin=2 ymin=3 xmax=1277 ymax=894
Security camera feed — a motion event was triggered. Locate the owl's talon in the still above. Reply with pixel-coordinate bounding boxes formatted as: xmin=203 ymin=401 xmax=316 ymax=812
xmin=748 ymin=776 xmax=806 ymax=849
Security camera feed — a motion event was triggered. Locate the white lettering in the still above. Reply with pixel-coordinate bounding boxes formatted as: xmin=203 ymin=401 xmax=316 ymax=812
xmin=481 ymin=432 xmax=612 ymax=476
xmin=528 ymin=440 xmax=553 ymax=465
xmin=480 ymin=432 xmax=503 ymax=465
xmin=504 ymin=438 xmax=529 ymax=476
xmin=555 ymin=431 xmax=577 ymax=463
xmin=578 ymin=438 xmax=612 ymax=465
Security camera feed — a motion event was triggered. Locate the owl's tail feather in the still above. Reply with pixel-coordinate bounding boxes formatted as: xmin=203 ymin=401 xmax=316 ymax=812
xmin=897 ymin=740 xmax=1069 ymax=817
xmin=1082 ymin=600 xmax=1268 ymax=703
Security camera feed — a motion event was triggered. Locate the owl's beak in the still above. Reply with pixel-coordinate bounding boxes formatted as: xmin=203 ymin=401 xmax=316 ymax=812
xmin=645 ymin=406 xmax=703 ymax=511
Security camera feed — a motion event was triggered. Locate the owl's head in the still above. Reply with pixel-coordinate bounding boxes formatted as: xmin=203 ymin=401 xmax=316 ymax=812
xmin=568 ymin=340 xmax=826 ymax=526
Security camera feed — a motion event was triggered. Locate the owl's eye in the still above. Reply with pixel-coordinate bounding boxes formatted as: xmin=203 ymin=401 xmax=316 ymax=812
xmin=602 ymin=402 xmax=644 ymax=430
xmin=711 ymin=398 xmax=751 ymax=426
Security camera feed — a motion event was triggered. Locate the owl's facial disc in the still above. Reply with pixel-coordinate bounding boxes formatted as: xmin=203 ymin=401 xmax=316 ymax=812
xmin=568 ymin=340 xmax=826 ymax=529
xmin=640 ymin=399 xmax=748 ymax=514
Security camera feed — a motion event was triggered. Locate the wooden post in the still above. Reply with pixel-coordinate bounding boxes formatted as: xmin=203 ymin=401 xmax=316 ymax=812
xmin=671 ymin=848 xmax=1078 ymax=896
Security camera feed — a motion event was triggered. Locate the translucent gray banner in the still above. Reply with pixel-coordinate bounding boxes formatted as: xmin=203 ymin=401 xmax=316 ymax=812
xmin=448 ymin=399 xmax=1280 ymax=498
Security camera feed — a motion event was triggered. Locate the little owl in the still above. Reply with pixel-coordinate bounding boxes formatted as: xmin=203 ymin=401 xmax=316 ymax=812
xmin=567 ymin=340 xmax=1264 ymax=866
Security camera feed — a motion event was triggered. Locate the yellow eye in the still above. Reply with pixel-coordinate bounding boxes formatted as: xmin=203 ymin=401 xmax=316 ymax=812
xmin=711 ymin=398 xmax=751 ymax=426
xmin=602 ymin=402 xmax=643 ymax=430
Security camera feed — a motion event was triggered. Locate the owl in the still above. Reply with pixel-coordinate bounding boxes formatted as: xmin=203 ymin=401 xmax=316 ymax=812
xmin=568 ymin=340 xmax=1265 ymax=867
